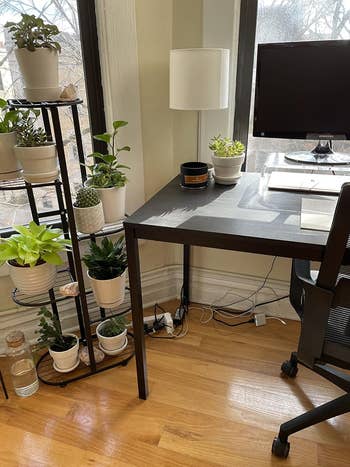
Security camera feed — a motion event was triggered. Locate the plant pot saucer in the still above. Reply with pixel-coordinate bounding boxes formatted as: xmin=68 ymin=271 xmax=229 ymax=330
xmin=98 ymin=336 xmax=128 ymax=356
xmin=214 ymin=174 xmax=241 ymax=185
xmin=53 ymin=358 xmax=80 ymax=373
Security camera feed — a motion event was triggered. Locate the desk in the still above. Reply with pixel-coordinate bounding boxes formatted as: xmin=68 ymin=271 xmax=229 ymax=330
xmin=124 ymin=172 xmax=330 ymax=399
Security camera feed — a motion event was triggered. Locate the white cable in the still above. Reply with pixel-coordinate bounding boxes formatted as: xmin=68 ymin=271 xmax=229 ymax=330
xmin=266 ymin=316 xmax=287 ymax=325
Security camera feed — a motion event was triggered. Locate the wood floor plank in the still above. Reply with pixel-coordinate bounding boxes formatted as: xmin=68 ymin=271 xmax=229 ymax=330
xmin=1 ymin=300 xmax=349 ymax=466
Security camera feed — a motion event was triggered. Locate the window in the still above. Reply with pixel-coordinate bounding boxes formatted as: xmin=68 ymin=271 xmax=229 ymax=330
xmin=236 ymin=0 xmax=350 ymax=172
xmin=0 ymin=0 xmax=94 ymax=228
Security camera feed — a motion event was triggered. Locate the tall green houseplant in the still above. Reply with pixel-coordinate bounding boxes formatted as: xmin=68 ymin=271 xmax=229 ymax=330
xmin=86 ymin=121 xmax=131 ymax=223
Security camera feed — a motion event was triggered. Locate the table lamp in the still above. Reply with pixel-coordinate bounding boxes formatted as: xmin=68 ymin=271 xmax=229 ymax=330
xmin=169 ymin=48 xmax=230 ymax=188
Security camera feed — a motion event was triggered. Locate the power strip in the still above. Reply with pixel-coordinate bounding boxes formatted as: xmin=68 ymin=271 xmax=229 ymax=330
xmin=143 ymin=312 xmax=174 ymax=334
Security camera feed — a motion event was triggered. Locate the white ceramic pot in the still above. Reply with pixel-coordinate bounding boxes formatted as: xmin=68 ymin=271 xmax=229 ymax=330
xmin=212 ymin=153 xmax=245 ymax=185
xmin=14 ymin=143 xmax=59 ymax=183
xmin=87 ymin=270 xmax=126 ymax=309
xmin=73 ymin=201 xmax=105 ymax=234
xmin=49 ymin=334 xmax=79 ymax=372
xmin=8 ymin=261 xmax=57 ymax=295
xmin=96 ymin=322 xmax=127 ymax=352
xmin=96 ymin=185 xmax=126 ymax=224
xmin=0 ymin=132 xmax=21 ymax=180
xmin=15 ymin=48 xmax=60 ymax=102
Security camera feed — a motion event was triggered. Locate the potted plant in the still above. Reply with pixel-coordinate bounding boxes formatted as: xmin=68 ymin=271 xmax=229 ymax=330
xmin=209 ymin=135 xmax=245 ymax=185
xmin=14 ymin=109 xmax=59 ymax=183
xmin=86 ymin=120 xmax=130 ymax=223
xmin=82 ymin=236 xmax=127 ymax=309
xmin=0 ymin=221 xmax=71 ymax=296
xmin=96 ymin=316 xmax=128 ymax=354
xmin=5 ymin=14 xmax=61 ymax=102
xmin=73 ymin=186 xmax=105 ymax=234
xmin=36 ymin=306 xmax=79 ymax=372
xmin=0 ymin=99 xmax=22 ymax=180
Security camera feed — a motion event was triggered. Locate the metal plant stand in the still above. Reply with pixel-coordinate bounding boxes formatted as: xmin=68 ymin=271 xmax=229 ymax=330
xmin=0 ymin=99 xmax=134 ymax=387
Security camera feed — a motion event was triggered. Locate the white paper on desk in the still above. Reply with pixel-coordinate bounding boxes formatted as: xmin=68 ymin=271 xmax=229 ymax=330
xmin=300 ymin=197 xmax=337 ymax=231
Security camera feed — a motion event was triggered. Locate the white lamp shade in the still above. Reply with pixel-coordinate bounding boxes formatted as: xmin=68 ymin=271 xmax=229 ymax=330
xmin=170 ymin=48 xmax=230 ymax=110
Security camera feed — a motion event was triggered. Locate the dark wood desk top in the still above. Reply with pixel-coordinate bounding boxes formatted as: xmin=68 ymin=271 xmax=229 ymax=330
xmin=125 ymin=173 xmax=330 ymax=261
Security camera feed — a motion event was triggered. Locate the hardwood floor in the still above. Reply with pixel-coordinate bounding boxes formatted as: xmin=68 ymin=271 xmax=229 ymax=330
xmin=1 ymin=301 xmax=350 ymax=466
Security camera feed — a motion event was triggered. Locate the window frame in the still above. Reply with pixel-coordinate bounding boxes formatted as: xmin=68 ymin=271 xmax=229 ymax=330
xmin=232 ymin=0 xmax=258 ymax=171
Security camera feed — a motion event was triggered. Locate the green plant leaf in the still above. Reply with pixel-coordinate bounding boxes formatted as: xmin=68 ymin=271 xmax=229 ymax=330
xmin=93 ymin=133 xmax=111 ymax=144
xmin=113 ymin=120 xmax=128 ymax=130
xmin=41 ymin=251 xmax=63 ymax=265
xmin=117 ymin=146 xmax=131 ymax=152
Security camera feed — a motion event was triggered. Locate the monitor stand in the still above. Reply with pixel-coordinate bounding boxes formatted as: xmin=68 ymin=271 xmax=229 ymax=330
xmin=284 ymin=140 xmax=350 ymax=165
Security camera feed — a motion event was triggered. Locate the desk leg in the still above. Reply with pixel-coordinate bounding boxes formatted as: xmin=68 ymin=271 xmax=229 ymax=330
xmin=125 ymin=225 xmax=148 ymax=400
xmin=183 ymin=245 xmax=190 ymax=306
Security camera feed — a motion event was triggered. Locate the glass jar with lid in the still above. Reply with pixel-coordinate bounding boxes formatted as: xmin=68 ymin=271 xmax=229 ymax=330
xmin=6 ymin=330 xmax=39 ymax=397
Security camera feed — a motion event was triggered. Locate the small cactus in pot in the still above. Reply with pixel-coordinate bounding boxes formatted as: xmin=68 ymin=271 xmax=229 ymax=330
xmin=75 ymin=186 xmax=100 ymax=208
xmin=73 ymin=186 xmax=105 ymax=234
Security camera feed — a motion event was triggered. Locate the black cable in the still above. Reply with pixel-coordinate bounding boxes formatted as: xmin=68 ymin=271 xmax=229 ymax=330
xmin=215 ymin=294 xmax=289 ymax=315
xmin=213 ymin=314 xmax=255 ymax=327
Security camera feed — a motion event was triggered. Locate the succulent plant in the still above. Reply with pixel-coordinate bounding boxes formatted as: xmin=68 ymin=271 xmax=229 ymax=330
xmin=75 ymin=186 xmax=100 ymax=208
xmin=99 ymin=316 xmax=127 ymax=337
xmin=209 ymin=135 xmax=245 ymax=157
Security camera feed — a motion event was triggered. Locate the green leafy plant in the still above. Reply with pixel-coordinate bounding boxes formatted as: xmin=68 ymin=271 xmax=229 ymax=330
xmin=99 ymin=316 xmax=127 ymax=337
xmin=209 ymin=135 xmax=245 ymax=157
xmin=0 ymin=98 xmax=21 ymax=134
xmin=86 ymin=120 xmax=130 ymax=189
xmin=74 ymin=186 xmax=100 ymax=208
xmin=0 ymin=221 xmax=71 ymax=267
xmin=5 ymin=14 xmax=61 ymax=53
xmin=82 ymin=236 xmax=127 ymax=280
xmin=36 ymin=306 xmax=76 ymax=351
xmin=16 ymin=109 xmax=47 ymax=147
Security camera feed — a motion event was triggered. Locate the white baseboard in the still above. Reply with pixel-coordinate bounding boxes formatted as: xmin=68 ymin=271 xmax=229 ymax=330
xmin=0 ymin=264 xmax=296 ymax=350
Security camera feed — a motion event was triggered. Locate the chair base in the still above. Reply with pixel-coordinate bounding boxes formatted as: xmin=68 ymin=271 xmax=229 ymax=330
xmin=272 ymin=351 xmax=350 ymax=458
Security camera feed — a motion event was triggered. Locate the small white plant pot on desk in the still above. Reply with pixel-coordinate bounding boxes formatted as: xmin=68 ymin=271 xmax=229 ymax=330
xmin=15 ymin=48 xmax=61 ymax=102
xmin=95 ymin=185 xmax=126 ymax=224
xmin=96 ymin=322 xmax=127 ymax=352
xmin=87 ymin=270 xmax=126 ymax=309
xmin=212 ymin=153 xmax=245 ymax=185
xmin=0 ymin=132 xmax=21 ymax=180
xmin=73 ymin=201 xmax=105 ymax=234
xmin=49 ymin=334 xmax=79 ymax=373
xmin=8 ymin=261 xmax=57 ymax=296
xmin=14 ymin=143 xmax=59 ymax=183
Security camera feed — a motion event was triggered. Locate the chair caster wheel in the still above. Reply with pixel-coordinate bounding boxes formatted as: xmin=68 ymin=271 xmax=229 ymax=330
xmin=281 ymin=360 xmax=298 ymax=378
xmin=272 ymin=437 xmax=290 ymax=458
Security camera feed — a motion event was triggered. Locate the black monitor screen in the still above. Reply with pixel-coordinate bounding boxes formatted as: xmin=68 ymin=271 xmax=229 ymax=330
xmin=253 ymin=40 xmax=350 ymax=140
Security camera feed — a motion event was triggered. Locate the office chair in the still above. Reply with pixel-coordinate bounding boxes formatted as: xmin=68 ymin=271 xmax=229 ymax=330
xmin=272 ymin=182 xmax=350 ymax=458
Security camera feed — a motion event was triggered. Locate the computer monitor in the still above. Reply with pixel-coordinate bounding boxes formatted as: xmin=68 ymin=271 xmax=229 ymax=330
xmin=253 ymin=40 xmax=350 ymax=164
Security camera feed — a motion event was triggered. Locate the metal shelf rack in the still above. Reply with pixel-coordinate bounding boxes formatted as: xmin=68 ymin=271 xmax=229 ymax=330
xmin=1 ymin=99 xmax=134 ymax=387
